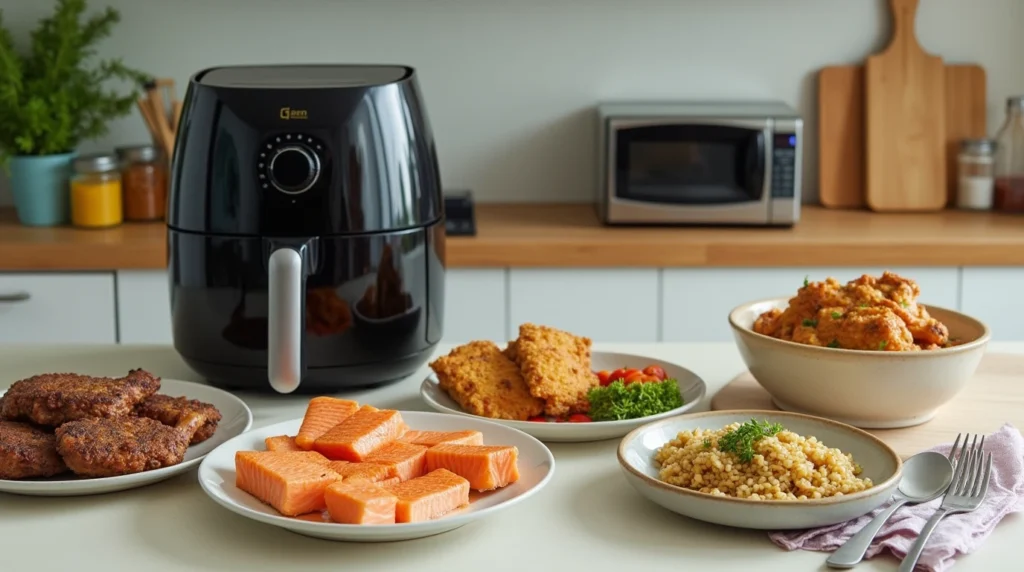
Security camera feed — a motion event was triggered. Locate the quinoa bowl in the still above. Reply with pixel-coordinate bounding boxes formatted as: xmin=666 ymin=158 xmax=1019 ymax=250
xmin=617 ymin=410 xmax=902 ymax=530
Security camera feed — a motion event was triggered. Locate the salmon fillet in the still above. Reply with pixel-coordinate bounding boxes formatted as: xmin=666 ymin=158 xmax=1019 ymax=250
xmin=265 ymin=435 xmax=302 ymax=452
xmin=429 ymin=340 xmax=544 ymax=421
xmin=294 ymin=397 xmax=360 ymax=450
xmin=325 ymin=481 xmax=398 ymax=525
xmin=313 ymin=405 xmax=407 ymax=461
xmin=235 ymin=451 xmax=341 ymax=516
xmin=384 ymin=468 xmax=471 ymax=523
xmin=364 ymin=441 xmax=428 ymax=482
xmin=507 ymin=323 xmax=597 ymax=416
xmin=328 ymin=461 xmax=397 ymax=487
xmin=424 ymin=444 xmax=520 ymax=491
xmin=399 ymin=430 xmax=484 ymax=447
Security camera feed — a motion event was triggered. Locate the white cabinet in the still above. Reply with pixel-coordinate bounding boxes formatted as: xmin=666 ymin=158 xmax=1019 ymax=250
xmin=508 ymin=269 xmax=659 ymax=342
xmin=962 ymin=267 xmax=1024 ymax=341
xmin=443 ymin=269 xmax=507 ymax=343
xmin=116 ymin=270 xmax=173 ymax=344
xmin=661 ymin=267 xmax=961 ymax=343
xmin=0 ymin=273 xmax=116 ymax=344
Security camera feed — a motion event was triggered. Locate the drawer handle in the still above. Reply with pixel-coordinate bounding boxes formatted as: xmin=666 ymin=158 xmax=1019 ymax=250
xmin=0 ymin=292 xmax=30 ymax=303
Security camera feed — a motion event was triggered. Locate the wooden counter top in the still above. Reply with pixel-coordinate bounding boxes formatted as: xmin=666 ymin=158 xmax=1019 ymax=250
xmin=1 ymin=204 xmax=1023 ymax=271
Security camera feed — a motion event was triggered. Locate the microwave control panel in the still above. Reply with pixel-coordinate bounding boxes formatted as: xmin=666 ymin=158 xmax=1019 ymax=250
xmin=770 ymin=133 xmax=798 ymax=198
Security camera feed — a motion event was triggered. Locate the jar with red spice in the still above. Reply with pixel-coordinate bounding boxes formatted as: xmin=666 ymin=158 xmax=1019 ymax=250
xmin=115 ymin=144 xmax=167 ymax=221
xmin=993 ymin=96 xmax=1024 ymax=213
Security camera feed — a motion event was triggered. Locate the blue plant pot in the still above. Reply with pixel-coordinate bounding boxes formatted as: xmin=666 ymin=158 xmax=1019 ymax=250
xmin=9 ymin=153 xmax=76 ymax=226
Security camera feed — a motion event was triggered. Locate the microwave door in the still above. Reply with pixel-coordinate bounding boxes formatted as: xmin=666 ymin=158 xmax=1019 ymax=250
xmin=607 ymin=119 xmax=772 ymax=224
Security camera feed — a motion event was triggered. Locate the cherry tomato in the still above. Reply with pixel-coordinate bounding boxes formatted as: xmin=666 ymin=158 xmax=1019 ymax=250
xmin=608 ymin=368 xmax=630 ymax=384
xmin=527 ymin=416 xmax=547 ymax=422
xmin=643 ymin=375 xmax=662 ymax=383
xmin=567 ymin=414 xmax=592 ymax=423
xmin=596 ymin=370 xmax=611 ymax=385
xmin=642 ymin=365 xmax=667 ymax=381
xmin=624 ymin=370 xmax=646 ymax=384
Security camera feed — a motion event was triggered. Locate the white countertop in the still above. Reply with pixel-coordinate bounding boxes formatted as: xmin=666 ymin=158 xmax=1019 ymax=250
xmin=1 ymin=342 xmax=1022 ymax=572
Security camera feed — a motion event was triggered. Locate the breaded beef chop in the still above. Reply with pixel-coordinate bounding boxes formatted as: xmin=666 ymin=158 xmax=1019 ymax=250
xmin=0 ymin=421 xmax=68 ymax=479
xmin=55 ymin=413 xmax=205 ymax=478
xmin=1 ymin=369 xmax=160 ymax=426
xmin=135 ymin=394 xmax=223 ymax=444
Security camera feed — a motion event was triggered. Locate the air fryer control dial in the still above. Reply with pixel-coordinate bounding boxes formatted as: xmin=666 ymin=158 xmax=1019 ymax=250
xmin=258 ymin=134 xmax=325 ymax=195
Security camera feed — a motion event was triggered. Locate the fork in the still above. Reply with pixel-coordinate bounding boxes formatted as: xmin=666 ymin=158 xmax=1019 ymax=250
xmin=898 ymin=434 xmax=993 ymax=572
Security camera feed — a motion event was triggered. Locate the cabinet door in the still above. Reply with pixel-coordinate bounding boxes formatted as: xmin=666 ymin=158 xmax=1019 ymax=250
xmin=443 ymin=269 xmax=507 ymax=343
xmin=662 ymin=267 xmax=961 ymax=342
xmin=0 ymin=272 xmax=116 ymax=344
xmin=962 ymin=267 xmax=1024 ymax=341
xmin=508 ymin=269 xmax=659 ymax=342
xmin=116 ymin=270 xmax=173 ymax=344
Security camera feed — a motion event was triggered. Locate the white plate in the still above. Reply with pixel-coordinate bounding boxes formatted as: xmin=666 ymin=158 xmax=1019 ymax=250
xmin=420 ymin=351 xmax=707 ymax=442
xmin=617 ymin=410 xmax=903 ymax=530
xmin=0 ymin=379 xmax=253 ymax=497
xmin=197 ymin=411 xmax=556 ymax=542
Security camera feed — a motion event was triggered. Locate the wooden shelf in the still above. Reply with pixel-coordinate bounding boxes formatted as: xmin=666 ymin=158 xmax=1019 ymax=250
xmin=1 ymin=204 xmax=1023 ymax=271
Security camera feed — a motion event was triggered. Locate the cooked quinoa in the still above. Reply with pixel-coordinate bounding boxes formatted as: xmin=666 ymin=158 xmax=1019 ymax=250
xmin=653 ymin=423 xmax=873 ymax=500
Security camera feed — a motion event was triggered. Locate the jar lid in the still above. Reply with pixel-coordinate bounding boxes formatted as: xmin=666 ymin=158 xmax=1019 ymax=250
xmin=115 ymin=144 xmax=159 ymax=162
xmin=960 ymin=138 xmax=996 ymax=155
xmin=72 ymin=153 xmax=119 ymax=174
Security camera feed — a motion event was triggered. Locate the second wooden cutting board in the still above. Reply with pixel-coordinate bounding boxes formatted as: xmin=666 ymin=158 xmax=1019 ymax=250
xmin=865 ymin=0 xmax=946 ymax=211
xmin=818 ymin=63 xmax=986 ymax=209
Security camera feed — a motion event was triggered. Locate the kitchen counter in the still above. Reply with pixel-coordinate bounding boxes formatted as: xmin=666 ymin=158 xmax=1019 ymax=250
xmin=2 ymin=204 xmax=1024 ymax=270
xmin=0 ymin=341 xmax=1021 ymax=572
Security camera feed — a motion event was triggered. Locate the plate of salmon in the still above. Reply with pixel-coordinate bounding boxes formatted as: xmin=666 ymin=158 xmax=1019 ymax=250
xmin=0 ymin=370 xmax=253 ymax=496
xmin=197 ymin=396 xmax=556 ymax=542
xmin=419 ymin=323 xmax=707 ymax=442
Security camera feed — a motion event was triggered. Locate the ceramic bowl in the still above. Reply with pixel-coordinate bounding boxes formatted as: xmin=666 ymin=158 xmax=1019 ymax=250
xmin=728 ymin=297 xmax=990 ymax=429
xmin=617 ymin=410 xmax=902 ymax=530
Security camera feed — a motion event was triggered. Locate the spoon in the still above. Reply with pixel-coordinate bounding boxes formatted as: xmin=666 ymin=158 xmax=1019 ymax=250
xmin=826 ymin=451 xmax=953 ymax=569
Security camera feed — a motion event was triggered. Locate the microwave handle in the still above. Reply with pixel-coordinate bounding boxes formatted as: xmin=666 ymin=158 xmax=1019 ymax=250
xmin=744 ymin=131 xmax=766 ymax=198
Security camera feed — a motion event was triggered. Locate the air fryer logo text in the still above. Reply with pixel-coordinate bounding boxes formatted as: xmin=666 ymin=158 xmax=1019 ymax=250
xmin=279 ymin=107 xmax=308 ymax=120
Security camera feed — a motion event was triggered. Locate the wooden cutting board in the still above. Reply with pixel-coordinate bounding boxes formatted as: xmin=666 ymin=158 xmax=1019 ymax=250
xmin=709 ymin=353 xmax=1024 ymax=459
xmin=864 ymin=0 xmax=947 ymax=212
xmin=818 ymin=63 xmax=985 ymax=209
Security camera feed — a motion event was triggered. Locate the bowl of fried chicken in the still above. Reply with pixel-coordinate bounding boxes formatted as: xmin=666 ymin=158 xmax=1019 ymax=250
xmin=728 ymin=271 xmax=990 ymax=429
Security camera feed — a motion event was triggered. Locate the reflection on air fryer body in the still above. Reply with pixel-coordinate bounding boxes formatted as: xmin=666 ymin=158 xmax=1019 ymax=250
xmin=166 ymin=64 xmax=446 ymax=393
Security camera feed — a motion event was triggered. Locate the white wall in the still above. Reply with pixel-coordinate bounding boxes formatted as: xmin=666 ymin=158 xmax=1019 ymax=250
xmin=1 ymin=0 xmax=1021 ymax=206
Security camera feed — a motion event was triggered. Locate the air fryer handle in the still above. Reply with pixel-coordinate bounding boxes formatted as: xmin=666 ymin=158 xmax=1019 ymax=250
xmin=268 ymin=247 xmax=305 ymax=393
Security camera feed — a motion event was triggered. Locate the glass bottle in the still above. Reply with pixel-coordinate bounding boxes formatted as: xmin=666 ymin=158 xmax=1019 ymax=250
xmin=116 ymin=144 xmax=167 ymax=221
xmin=993 ymin=96 xmax=1024 ymax=212
xmin=956 ymin=138 xmax=996 ymax=210
xmin=70 ymin=153 xmax=123 ymax=228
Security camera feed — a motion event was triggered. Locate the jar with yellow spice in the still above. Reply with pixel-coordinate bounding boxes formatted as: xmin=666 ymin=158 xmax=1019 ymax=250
xmin=70 ymin=153 xmax=123 ymax=228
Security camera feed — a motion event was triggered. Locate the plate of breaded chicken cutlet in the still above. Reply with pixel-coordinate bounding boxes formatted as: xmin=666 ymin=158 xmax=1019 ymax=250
xmin=421 ymin=323 xmax=707 ymax=442
xmin=0 ymin=368 xmax=252 ymax=496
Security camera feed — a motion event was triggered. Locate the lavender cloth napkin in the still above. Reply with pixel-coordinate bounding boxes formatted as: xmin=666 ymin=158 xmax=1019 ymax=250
xmin=769 ymin=424 xmax=1024 ymax=572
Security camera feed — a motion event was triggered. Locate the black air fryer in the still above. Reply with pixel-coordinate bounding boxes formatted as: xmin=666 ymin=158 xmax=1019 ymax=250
xmin=167 ymin=64 xmax=446 ymax=394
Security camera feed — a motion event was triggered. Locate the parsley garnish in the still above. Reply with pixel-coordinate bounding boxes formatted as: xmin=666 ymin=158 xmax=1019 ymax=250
xmin=831 ymin=311 xmax=842 ymax=319
xmin=587 ymin=378 xmax=683 ymax=421
xmin=702 ymin=438 xmax=712 ymax=449
xmin=859 ymin=303 xmax=868 ymax=308
xmin=803 ymin=276 xmax=809 ymax=287
xmin=718 ymin=419 xmax=784 ymax=463
xmin=802 ymin=318 xmax=818 ymax=327
xmin=878 ymin=340 xmax=888 ymax=350
xmin=901 ymin=301 xmax=909 ymax=308
xmin=828 ymin=339 xmax=841 ymax=348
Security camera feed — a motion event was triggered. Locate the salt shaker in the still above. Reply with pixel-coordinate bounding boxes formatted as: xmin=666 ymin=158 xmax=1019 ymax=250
xmin=956 ymin=138 xmax=996 ymax=210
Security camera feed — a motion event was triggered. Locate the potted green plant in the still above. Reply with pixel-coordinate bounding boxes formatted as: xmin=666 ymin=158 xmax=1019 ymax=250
xmin=0 ymin=0 xmax=148 ymax=226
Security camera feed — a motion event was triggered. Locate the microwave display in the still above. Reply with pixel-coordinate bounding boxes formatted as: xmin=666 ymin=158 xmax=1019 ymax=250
xmin=615 ymin=125 xmax=765 ymax=205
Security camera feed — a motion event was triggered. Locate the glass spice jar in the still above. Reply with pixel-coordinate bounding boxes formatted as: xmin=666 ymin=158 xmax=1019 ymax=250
xmin=116 ymin=144 xmax=167 ymax=221
xmin=956 ymin=138 xmax=996 ymax=210
xmin=70 ymin=153 xmax=123 ymax=229
xmin=993 ymin=96 xmax=1024 ymax=213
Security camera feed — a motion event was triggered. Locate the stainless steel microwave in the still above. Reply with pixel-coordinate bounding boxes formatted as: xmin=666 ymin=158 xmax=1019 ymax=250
xmin=596 ymin=101 xmax=802 ymax=226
